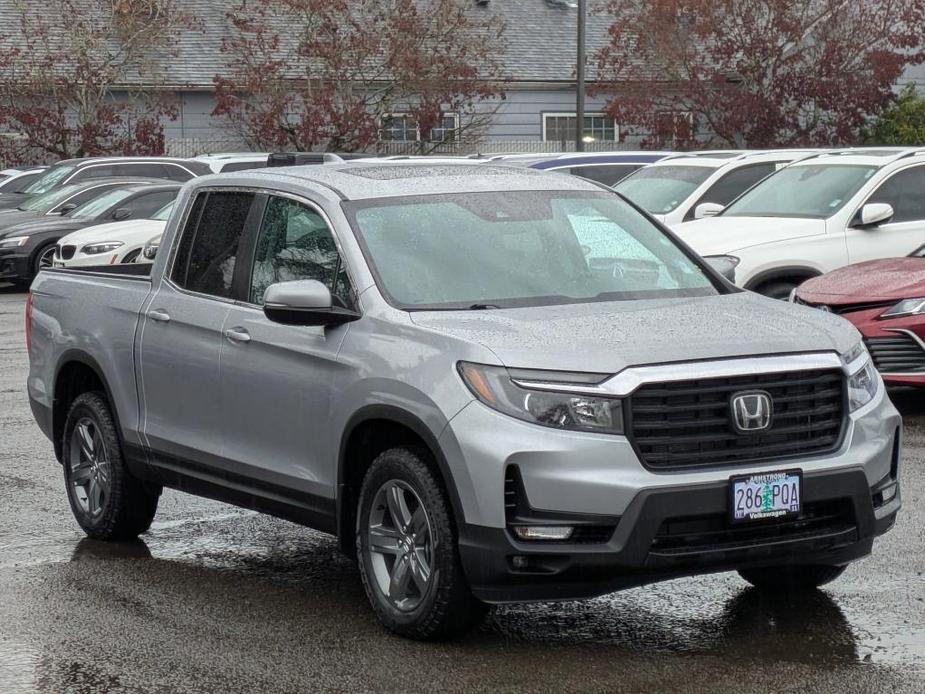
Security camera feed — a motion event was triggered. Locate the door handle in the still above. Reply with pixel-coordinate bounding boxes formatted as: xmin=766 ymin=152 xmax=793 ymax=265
xmin=223 ymin=326 xmax=251 ymax=343
xmin=148 ymin=308 xmax=170 ymax=323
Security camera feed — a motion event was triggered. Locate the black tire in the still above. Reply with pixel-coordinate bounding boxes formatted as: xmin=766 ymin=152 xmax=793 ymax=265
xmin=32 ymin=241 xmax=57 ymax=279
xmin=62 ymin=392 xmax=161 ymax=540
xmin=738 ymin=564 xmax=847 ymax=592
xmin=356 ymin=447 xmax=487 ymax=640
xmin=754 ymin=280 xmax=799 ymax=300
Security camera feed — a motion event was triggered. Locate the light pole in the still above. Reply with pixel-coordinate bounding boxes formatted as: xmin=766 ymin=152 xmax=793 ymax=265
xmin=575 ymin=0 xmax=586 ymax=152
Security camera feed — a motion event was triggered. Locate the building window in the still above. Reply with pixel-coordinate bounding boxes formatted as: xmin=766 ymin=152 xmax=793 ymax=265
xmin=543 ymin=113 xmax=618 ymax=144
xmin=380 ymin=114 xmax=459 ymax=142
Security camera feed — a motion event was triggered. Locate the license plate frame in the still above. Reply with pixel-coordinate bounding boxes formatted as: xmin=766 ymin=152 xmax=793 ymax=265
xmin=729 ymin=469 xmax=802 ymax=523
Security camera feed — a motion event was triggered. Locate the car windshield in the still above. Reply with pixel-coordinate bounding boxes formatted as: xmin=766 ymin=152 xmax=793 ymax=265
xmin=16 ymin=184 xmax=83 ymax=212
xmin=723 ymin=164 xmax=879 ymax=219
xmin=613 ymin=165 xmax=716 ymax=214
xmin=344 ymin=191 xmax=720 ymax=310
xmin=69 ymin=189 xmax=134 ymax=219
xmin=23 ymin=165 xmax=76 ymax=195
xmin=152 ymin=201 xmax=174 ymax=220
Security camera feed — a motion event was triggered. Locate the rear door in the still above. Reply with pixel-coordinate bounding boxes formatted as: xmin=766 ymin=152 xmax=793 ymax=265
xmin=138 ymin=189 xmax=260 ymax=467
xmin=846 ymin=164 xmax=925 ymax=263
xmin=217 ymin=192 xmax=356 ymax=513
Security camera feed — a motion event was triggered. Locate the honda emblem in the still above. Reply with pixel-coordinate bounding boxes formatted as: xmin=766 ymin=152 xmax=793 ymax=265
xmin=730 ymin=390 xmax=773 ymax=433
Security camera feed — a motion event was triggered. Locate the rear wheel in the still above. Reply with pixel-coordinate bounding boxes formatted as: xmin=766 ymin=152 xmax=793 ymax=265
xmin=62 ymin=392 xmax=161 ymax=540
xmin=356 ymin=447 xmax=486 ymax=640
xmin=738 ymin=564 xmax=847 ymax=591
xmin=753 ymin=280 xmax=799 ymax=300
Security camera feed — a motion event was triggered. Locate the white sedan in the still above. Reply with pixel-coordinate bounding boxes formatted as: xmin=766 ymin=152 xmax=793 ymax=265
xmin=53 ymin=203 xmax=172 ymax=267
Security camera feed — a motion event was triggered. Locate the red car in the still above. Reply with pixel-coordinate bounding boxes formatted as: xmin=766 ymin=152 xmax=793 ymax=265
xmin=794 ymin=245 xmax=925 ymax=387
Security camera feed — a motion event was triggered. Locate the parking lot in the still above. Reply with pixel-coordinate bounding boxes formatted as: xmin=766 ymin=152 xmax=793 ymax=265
xmin=0 ymin=284 xmax=922 ymax=693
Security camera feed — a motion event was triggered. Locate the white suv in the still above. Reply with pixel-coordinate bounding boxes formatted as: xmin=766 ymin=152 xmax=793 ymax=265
xmin=673 ymin=148 xmax=925 ymax=298
xmin=613 ymin=150 xmax=818 ymax=227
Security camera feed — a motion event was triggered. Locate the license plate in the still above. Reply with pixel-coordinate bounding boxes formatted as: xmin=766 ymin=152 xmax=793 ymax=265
xmin=730 ymin=470 xmax=801 ymax=522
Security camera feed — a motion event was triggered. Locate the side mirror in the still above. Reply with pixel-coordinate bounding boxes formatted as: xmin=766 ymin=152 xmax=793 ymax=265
xmin=694 ymin=202 xmax=724 ymax=219
xmin=853 ymin=203 xmax=894 ymax=228
xmin=262 ymin=279 xmax=359 ymax=326
xmin=111 ymin=207 xmax=131 ymax=221
xmin=704 ymin=255 xmax=738 ymax=283
xmin=57 ymin=203 xmax=77 ymax=215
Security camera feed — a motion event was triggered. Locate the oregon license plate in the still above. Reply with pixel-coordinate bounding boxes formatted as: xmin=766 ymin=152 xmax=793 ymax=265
xmin=730 ymin=470 xmax=802 ymax=522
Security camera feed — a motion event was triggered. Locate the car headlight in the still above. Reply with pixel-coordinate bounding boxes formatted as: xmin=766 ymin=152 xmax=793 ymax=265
xmin=82 ymin=241 xmax=124 ymax=255
xmin=842 ymin=343 xmax=879 ymax=411
xmin=457 ymin=362 xmax=623 ymax=434
xmin=0 ymin=236 xmax=29 ymax=248
xmin=880 ymin=297 xmax=925 ymax=319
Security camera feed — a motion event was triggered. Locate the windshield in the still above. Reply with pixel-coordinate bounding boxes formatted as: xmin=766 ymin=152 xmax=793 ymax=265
xmin=152 ymin=201 xmax=174 ymax=221
xmin=344 ymin=191 xmax=720 ymax=310
xmin=613 ymin=165 xmax=716 ymax=214
xmin=23 ymin=165 xmax=76 ymax=195
xmin=16 ymin=184 xmax=84 ymax=212
xmin=70 ymin=189 xmax=134 ymax=219
xmin=723 ymin=164 xmax=878 ymax=218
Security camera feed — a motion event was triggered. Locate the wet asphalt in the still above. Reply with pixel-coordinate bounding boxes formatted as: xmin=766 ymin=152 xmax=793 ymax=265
xmin=0 ymin=285 xmax=923 ymax=694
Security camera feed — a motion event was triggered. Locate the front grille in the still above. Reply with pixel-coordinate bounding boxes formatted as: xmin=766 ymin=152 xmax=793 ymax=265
xmin=649 ymin=499 xmax=857 ymax=557
xmin=865 ymin=334 xmax=925 ymax=374
xmin=627 ymin=369 xmax=846 ymax=470
xmin=58 ymin=244 xmax=76 ymax=260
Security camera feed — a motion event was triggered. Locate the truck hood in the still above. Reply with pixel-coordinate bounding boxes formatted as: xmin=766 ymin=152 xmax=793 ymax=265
xmin=58 ymin=219 xmax=166 ymax=246
xmin=409 ymin=292 xmax=858 ymax=373
xmin=672 ymin=216 xmax=826 ymax=256
xmin=797 ymin=258 xmax=925 ymax=304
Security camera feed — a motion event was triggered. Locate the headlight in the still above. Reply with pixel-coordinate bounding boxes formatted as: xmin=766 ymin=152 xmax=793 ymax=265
xmin=82 ymin=241 xmax=123 ymax=255
xmin=0 ymin=236 xmax=28 ymax=248
xmin=842 ymin=343 xmax=879 ymax=411
xmin=458 ymin=362 xmax=623 ymax=434
xmin=880 ymin=297 xmax=925 ymax=319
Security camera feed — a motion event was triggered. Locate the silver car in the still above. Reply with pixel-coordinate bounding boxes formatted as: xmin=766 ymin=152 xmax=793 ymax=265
xmin=27 ymin=162 xmax=901 ymax=640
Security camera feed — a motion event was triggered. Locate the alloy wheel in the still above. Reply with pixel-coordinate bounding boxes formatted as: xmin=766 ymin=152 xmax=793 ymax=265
xmin=37 ymin=245 xmax=56 ymax=272
xmin=68 ymin=417 xmax=111 ymax=518
xmin=367 ymin=480 xmax=434 ymax=612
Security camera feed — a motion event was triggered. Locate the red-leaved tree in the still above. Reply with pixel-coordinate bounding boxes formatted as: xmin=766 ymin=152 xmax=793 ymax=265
xmin=213 ymin=0 xmax=506 ymax=152
xmin=0 ymin=0 xmax=196 ymax=164
xmin=594 ymin=0 xmax=925 ymax=148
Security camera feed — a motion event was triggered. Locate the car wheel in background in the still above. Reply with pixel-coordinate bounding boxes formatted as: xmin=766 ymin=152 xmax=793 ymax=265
xmin=356 ymin=446 xmax=487 ymax=640
xmin=754 ymin=280 xmax=799 ymax=300
xmin=120 ymin=248 xmax=141 ymax=264
xmin=32 ymin=242 xmax=56 ymax=278
xmin=62 ymin=392 xmax=161 ymax=540
xmin=738 ymin=564 xmax=847 ymax=591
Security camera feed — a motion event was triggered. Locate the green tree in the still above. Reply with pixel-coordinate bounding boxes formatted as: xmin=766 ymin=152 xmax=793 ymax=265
xmin=864 ymin=84 xmax=925 ymax=145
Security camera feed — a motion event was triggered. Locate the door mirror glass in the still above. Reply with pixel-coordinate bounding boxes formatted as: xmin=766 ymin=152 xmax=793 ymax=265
xmin=111 ymin=207 xmax=131 ymax=221
xmin=855 ymin=203 xmax=894 ymax=228
xmin=262 ymin=279 xmax=359 ymax=326
xmin=694 ymin=202 xmax=725 ymax=219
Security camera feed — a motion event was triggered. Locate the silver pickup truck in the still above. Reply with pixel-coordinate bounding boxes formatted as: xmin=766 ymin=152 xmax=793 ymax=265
xmin=27 ymin=162 xmax=902 ymax=640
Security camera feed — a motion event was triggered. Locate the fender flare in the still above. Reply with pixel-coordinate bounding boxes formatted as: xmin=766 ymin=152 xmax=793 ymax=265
xmin=744 ymin=265 xmax=822 ymax=292
xmin=336 ymin=404 xmax=465 ymax=542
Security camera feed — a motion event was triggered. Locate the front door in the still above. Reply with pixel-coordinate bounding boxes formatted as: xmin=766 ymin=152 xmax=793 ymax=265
xmin=218 ymin=194 xmax=356 ymax=516
xmin=846 ymin=164 xmax=925 ymax=263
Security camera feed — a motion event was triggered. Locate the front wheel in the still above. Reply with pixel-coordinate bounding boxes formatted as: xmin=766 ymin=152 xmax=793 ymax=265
xmin=62 ymin=392 xmax=161 ymax=540
xmin=32 ymin=242 xmax=57 ymax=278
xmin=738 ymin=564 xmax=847 ymax=591
xmin=356 ymin=447 xmax=486 ymax=640
xmin=753 ymin=280 xmax=798 ymax=300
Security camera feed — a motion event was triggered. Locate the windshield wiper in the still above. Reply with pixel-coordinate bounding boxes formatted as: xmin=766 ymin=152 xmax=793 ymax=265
xmin=468 ymin=303 xmax=501 ymax=310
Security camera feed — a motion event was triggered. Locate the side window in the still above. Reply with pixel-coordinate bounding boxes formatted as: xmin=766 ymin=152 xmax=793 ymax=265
xmin=120 ymin=191 xmax=177 ymax=219
xmin=54 ymin=185 xmax=117 ymax=211
xmin=162 ymin=165 xmax=196 ymax=182
xmin=686 ymin=163 xmax=777 ymax=220
xmin=565 ymin=164 xmax=639 ymax=186
xmin=70 ymin=165 xmax=115 ymax=182
xmin=171 ymin=191 xmax=255 ymax=299
xmin=249 ymin=196 xmax=353 ymax=307
xmin=111 ymin=163 xmax=166 ymax=179
xmin=866 ymin=166 xmax=925 ymax=223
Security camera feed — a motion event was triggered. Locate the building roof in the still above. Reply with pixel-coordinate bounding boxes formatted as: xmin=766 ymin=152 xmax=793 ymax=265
xmin=0 ymin=0 xmax=621 ymax=88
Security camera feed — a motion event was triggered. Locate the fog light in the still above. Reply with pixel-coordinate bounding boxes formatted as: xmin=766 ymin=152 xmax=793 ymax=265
xmin=880 ymin=483 xmax=897 ymax=504
xmin=513 ymin=526 xmax=574 ymax=541
xmin=511 ymin=555 xmax=529 ymax=569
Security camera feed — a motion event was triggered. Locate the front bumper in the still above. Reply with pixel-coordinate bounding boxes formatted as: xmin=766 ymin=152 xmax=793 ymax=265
xmin=442 ymin=365 xmax=902 ymax=603
xmin=0 ymin=247 xmax=30 ymax=281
